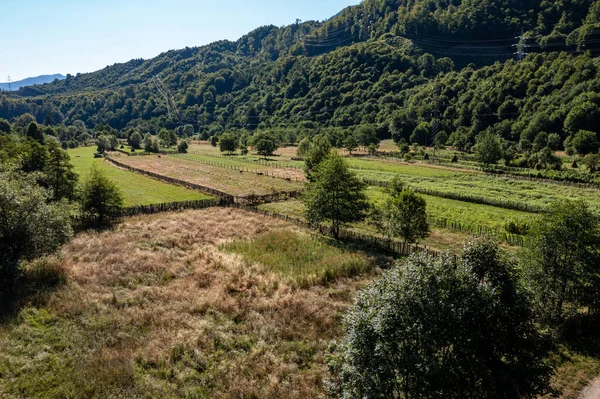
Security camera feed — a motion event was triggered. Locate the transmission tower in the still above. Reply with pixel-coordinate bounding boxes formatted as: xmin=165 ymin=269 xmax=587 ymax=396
xmin=7 ymin=75 xmax=11 ymax=91
xmin=513 ymin=28 xmax=528 ymax=61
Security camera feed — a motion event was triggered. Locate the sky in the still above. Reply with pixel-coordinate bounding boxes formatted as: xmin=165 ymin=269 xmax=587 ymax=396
xmin=1 ymin=0 xmax=360 ymax=82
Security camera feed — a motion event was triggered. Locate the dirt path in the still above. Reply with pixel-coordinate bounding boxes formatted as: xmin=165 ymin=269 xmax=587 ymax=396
xmin=579 ymin=377 xmax=600 ymax=399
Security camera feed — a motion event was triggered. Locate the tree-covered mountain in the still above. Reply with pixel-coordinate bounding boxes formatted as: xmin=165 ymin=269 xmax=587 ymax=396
xmin=0 ymin=74 xmax=65 ymax=91
xmin=2 ymin=0 xmax=600 ymax=153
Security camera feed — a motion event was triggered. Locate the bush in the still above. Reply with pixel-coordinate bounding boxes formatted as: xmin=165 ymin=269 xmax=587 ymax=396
xmin=505 ymin=218 xmax=530 ymax=235
xmin=327 ymin=238 xmax=553 ymax=399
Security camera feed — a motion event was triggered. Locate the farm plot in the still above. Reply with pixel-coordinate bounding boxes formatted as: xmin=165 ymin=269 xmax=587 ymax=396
xmin=111 ymin=153 xmax=304 ymax=196
xmin=348 ymin=160 xmax=600 ymax=212
xmin=171 ymin=153 xmax=306 ymax=181
xmin=68 ymin=147 xmax=211 ymax=207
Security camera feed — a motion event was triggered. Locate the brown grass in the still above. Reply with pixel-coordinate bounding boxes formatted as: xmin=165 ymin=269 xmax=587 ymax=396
xmin=0 ymin=208 xmax=372 ymax=398
xmin=113 ymin=154 xmax=303 ymax=196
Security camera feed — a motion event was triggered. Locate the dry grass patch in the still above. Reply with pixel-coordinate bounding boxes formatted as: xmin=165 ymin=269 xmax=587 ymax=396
xmin=0 ymin=208 xmax=373 ymax=398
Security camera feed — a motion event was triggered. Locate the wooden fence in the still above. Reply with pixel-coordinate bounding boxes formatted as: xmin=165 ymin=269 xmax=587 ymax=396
xmin=231 ymin=204 xmax=444 ymax=258
xmin=72 ymin=198 xmax=229 ymax=230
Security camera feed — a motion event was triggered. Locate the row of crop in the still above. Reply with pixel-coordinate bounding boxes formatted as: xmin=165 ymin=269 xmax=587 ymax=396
xmin=361 ymin=178 xmax=546 ymax=214
xmin=169 ymin=154 xmax=304 ymax=181
xmin=374 ymin=153 xmax=600 ymax=189
xmin=188 ymin=152 xmax=303 ymax=170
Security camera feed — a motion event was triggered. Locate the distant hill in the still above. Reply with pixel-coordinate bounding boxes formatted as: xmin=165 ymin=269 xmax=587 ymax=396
xmin=0 ymin=74 xmax=65 ymax=91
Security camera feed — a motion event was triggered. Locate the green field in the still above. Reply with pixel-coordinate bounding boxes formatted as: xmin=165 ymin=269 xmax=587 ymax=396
xmin=68 ymin=147 xmax=211 ymax=207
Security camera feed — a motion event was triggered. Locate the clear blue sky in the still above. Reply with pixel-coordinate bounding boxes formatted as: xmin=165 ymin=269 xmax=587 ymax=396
xmin=1 ymin=0 xmax=360 ymax=82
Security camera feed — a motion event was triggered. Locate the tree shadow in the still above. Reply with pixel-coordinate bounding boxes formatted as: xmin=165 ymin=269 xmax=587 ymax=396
xmin=558 ymin=313 xmax=600 ymax=357
xmin=0 ymin=258 xmax=67 ymax=323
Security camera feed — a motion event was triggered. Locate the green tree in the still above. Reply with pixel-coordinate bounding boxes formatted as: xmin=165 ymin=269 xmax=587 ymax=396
xmin=26 ymin=122 xmax=45 ymax=145
xmin=253 ymin=132 xmax=278 ymax=158
xmin=219 ymin=133 xmax=238 ymax=154
xmin=570 ymin=130 xmax=599 ymax=156
xmin=473 ymin=131 xmax=503 ymax=165
xmin=96 ymin=135 xmax=112 ymax=154
xmin=343 ymin=134 xmax=358 ymax=154
xmin=210 ymin=135 xmax=219 ymax=147
xmin=177 ymin=140 xmax=189 ymax=154
xmin=304 ymin=135 xmax=332 ymax=181
xmin=355 ymin=125 xmax=379 ymax=150
xmin=296 ymin=137 xmax=311 ymax=157
xmin=547 ymin=133 xmax=562 ymax=151
xmin=0 ymin=168 xmax=73 ymax=297
xmin=128 ymin=131 xmax=143 ymax=149
xmin=410 ymin=122 xmax=430 ymax=146
xmin=80 ymin=166 xmax=124 ymax=225
xmin=371 ymin=185 xmax=429 ymax=244
xmin=327 ymin=238 xmax=553 ymax=399
xmin=144 ymin=134 xmax=160 ymax=153
xmin=304 ymin=152 xmax=368 ymax=238
xmin=523 ymin=200 xmax=600 ymax=325
xmin=44 ymin=140 xmax=78 ymax=201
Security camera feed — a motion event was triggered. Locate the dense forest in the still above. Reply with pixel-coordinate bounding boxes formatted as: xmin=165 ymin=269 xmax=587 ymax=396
xmin=2 ymin=0 xmax=600 ymax=152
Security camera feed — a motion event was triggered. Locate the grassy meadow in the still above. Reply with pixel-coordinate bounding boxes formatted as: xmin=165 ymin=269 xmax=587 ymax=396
xmin=0 ymin=208 xmax=376 ymax=398
xmin=68 ymin=147 xmax=211 ymax=207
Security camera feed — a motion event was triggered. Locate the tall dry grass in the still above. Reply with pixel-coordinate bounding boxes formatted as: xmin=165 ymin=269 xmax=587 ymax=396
xmin=0 ymin=208 xmax=373 ymax=398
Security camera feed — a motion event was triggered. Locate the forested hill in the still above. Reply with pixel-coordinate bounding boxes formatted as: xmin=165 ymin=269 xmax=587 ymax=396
xmin=2 ymin=0 xmax=600 ymax=152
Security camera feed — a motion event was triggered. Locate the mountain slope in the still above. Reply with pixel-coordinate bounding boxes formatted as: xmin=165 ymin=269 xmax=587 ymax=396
xmin=0 ymin=74 xmax=65 ymax=91
xmin=1 ymin=0 xmax=600 ymax=153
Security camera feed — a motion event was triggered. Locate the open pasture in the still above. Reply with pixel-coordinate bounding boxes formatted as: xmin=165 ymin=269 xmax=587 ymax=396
xmin=68 ymin=147 xmax=211 ymax=207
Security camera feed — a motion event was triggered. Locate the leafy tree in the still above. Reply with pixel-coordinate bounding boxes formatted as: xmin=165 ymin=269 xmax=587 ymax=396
xmin=304 ymin=135 xmax=332 ymax=181
xmin=410 ymin=122 xmax=430 ymax=146
xmin=0 ymin=168 xmax=73 ymax=297
xmin=327 ymin=238 xmax=553 ymax=399
xmin=219 ymin=133 xmax=238 ymax=154
xmin=44 ymin=140 xmax=78 ymax=201
xmin=547 ymin=133 xmax=562 ymax=151
xmin=343 ymin=134 xmax=358 ymax=154
xmin=26 ymin=122 xmax=45 ymax=145
xmin=296 ymin=137 xmax=310 ymax=157
xmin=80 ymin=166 xmax=124 ymax=225
xmin=473 ymin=131 xmax=503 ymax=165
xmin=182 ymin=124 xmax=194 ymax=138
xmin=570 ymin=130 xmax=599 ymax=156
xmin=354 ymin=125 xmax=379 ymax=150
xmin=177 ymin=140 xmax=189 ymax=154
xmin=96 ymin=135 xmax=112 ymax=154
xmin=128 ymin=131 xmax=143 ymax=149
xmin=144 ymin=134 xmax=160 ymax=153
xmin=523 ymin=200 xmax=600 ymax=325
xmin=20 ymin=139 xmax=49 ymax=173
xmin=304 ymin=152 xmax=368 ymax=238
xmin=210 ymin=135 xmax=219 ymax=147
xmin=158 ymin=129 xmax=177 ymax=148
xmin=533 ymin=132 xmax=549 ymax=152
xmin=371 ymin=182 xmax=429 ymax=244
xmin=253 ymin=132 xmax=278 ymax=158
